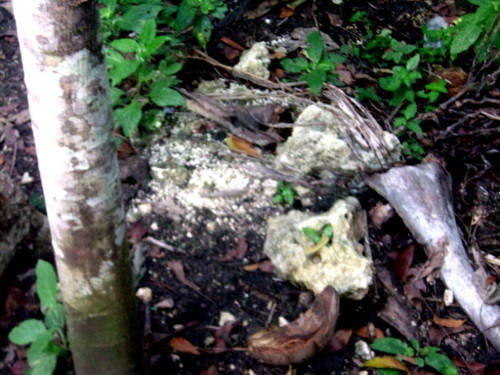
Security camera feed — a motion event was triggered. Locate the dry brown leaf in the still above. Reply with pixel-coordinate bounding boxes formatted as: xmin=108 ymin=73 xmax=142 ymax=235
xmin=393 ymin=244 xmax=415 ymax=284
xmin=279 ymin=6 xmax=294 ymax=18
xmin=363 ymin=356 xmax=410 ymax=373
xmin=247 ymin=286 xmax=339 ymax=365
xmin=433 ymin=315 xmax=467 ymax=328
xmin=328 ymin=328 xmax=353 ymax=351
xmin=167 ymin=260 xmax=200 ymax=291
xmin=327 ymin=12 xmax=342 ymax=27
xmin=355 ymin=325 xmax=384 ymax=340
xmin=220 ymin=37 xmax=244 ymax=51
xmin=200 ymin=364 xmax=218 ymax=375
xmin=226 ymin=135 xmax=261 ymax=157
xmin=243 ymin=260 xmax=273 ymax=273
xmin=169 ymin=337 xmax=201 ymax=355
xmin=235 ymin=236 xmax=248 ymax=259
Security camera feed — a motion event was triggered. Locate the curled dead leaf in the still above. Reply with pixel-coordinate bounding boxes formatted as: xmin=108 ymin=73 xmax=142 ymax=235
xmin=247 ymin=286 xmax=339 ymax=365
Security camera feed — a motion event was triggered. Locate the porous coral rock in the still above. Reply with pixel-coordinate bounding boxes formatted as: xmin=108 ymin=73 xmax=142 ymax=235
xmin=264 ymin=197 xmax=373 ymax=299
xmin=233 ymin=42 xmax=271 ymax=79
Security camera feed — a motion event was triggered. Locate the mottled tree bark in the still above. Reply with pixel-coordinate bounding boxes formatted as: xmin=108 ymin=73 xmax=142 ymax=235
xmin=12 ymin=1 xmax=144 ymax=374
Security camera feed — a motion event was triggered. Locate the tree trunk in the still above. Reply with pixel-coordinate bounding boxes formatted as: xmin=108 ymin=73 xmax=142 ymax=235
xmin=12 ymin=1 xmax=144 ymax=374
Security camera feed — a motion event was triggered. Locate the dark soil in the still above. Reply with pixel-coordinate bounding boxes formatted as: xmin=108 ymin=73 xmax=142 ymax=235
xmin=1 ymin=1 xmax=499 ymax=375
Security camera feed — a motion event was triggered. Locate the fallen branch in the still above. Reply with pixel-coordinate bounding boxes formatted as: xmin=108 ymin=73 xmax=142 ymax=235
xmin=367 ymin=163 xmax=500 ymax=351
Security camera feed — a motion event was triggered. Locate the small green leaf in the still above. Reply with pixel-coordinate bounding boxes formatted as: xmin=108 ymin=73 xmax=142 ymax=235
xmin=173 ymin=0 xmax=196 ymax=31
xmin=383 ymin=50 xmax=403 ymax=63
xmin=108 ymin=60 xmax=140 ymax=86
xmin=303 ymin=227 xmax=322 ymax=245
xmin=379 ymin=76 xmax=401 ymax=92
xmin=273 ymin=194 xmax=283 ymax=204
xmin=105 ymin=48 xmax=124 ymax=67
xmin=282 ymin=188 xmax=295 ymax=206
xmin=149 ymin=81 xmax=185 ymax=107
xmin=117 ymin=4 xmax=163 ymax=33
xmin=404 ymin=90 xmax=415 ymax=102
xmin=193 ymin=15 xmax=212 ymax=48
xmin=371 ymin=337 xmax=409 ymax=356
xmin=322 ymin=224 xmax=333 ymax=239
xmin=393 ymin=117 xmax=407 ymax=128
xmin=44 ymin=304 xmax=65 ymax=330
xmin=36 ymin=260 xmax=58 ymax=308
xmin=110 ymin=87 xmax=126 ymax=106
xmin=305 ymin=68 xmax=326 ymax=95
xmin=144 ymin=36 xmax=169 ymax=57
xmin=428 ymin=91 xmax=440 ymax=103
xmin=114 ymin=101 xmax=142 ymax=137
xmin=425 ymin=79 xmax=448 ymax=93
xmin=406 ymin=120 xmax=423 ymax=134
xmin=139 ymin=19 xmax=156 ymax=45
xmin=402 ymin=102 xmax=417 ymax=120
xmin=9 ymin=319 xmax=47 ymax=345
xmin=425 ymin=353 xmax=458 ymax=375
xmin=159 ymin=60 xmax=183 ymax=76
xmin=281 ymin=57 xmax=309 ymax=73
xmin=406 ymin=54 xmax=420 ymax=70
xmin=410 ymin=338 xmax=420 ymax=351
xmin=27 ymin=330 xmax=54 ymax=366
xmin=109 ymin=38 xmax=139 ymax=53
xmin=30 ymin=353 xmax=58 ymax=375
xmin=451 ymin=15 xmax=482 ymax=55
xmin=306 ymin=31 xmax=324 ymax=64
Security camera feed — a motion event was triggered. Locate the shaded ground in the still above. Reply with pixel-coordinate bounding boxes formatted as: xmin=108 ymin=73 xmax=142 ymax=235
xmin=1 ymin=1 xmax=499 ymax=374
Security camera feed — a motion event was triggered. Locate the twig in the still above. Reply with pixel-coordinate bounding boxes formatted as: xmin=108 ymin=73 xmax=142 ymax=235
xmin=144 ymin=236 xmax=186 ymax=254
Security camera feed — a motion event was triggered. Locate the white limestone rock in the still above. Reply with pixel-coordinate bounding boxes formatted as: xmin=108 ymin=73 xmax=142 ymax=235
xmin=264 ymin=197 xmax=373 ymax=300
xmin=276 ymin=105 xmax=401 ymax=180
xmin=233 ymin=42 xmax=271 ymax=79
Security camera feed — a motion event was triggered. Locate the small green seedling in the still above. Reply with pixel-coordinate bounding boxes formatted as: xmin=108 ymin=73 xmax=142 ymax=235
xmin=281 ymin=31 xmax=346 ymax=95
xmin=9 ymin=260 xmax=68 ymax=375
xmin=364 ymin=337 xmax=458 ymax=375
xmin=302 ymin=224 xmax=333 ymax=255
xmin=273 ymin=180 xmax=296 ymax=206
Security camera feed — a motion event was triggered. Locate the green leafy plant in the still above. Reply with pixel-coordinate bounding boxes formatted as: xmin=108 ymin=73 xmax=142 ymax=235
xmin=169 ymin=0 xmax=227 ymax=48
xmin=9 ymin=260 xmax=68 ymax=375
xmin=281 ymin=31 xmax=347 ymax=95
xmin=364 ymin=337 xmax=458 ymax=375
xmin=450 ymin=0 xmax=500 ymax=60
xmin=378 ymin=54 xmax=424 ymax=134
xmin=273 ymin=180 xmax=296 ymax=206
xmin=98 ymin=0 xmax=226 ymax=139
